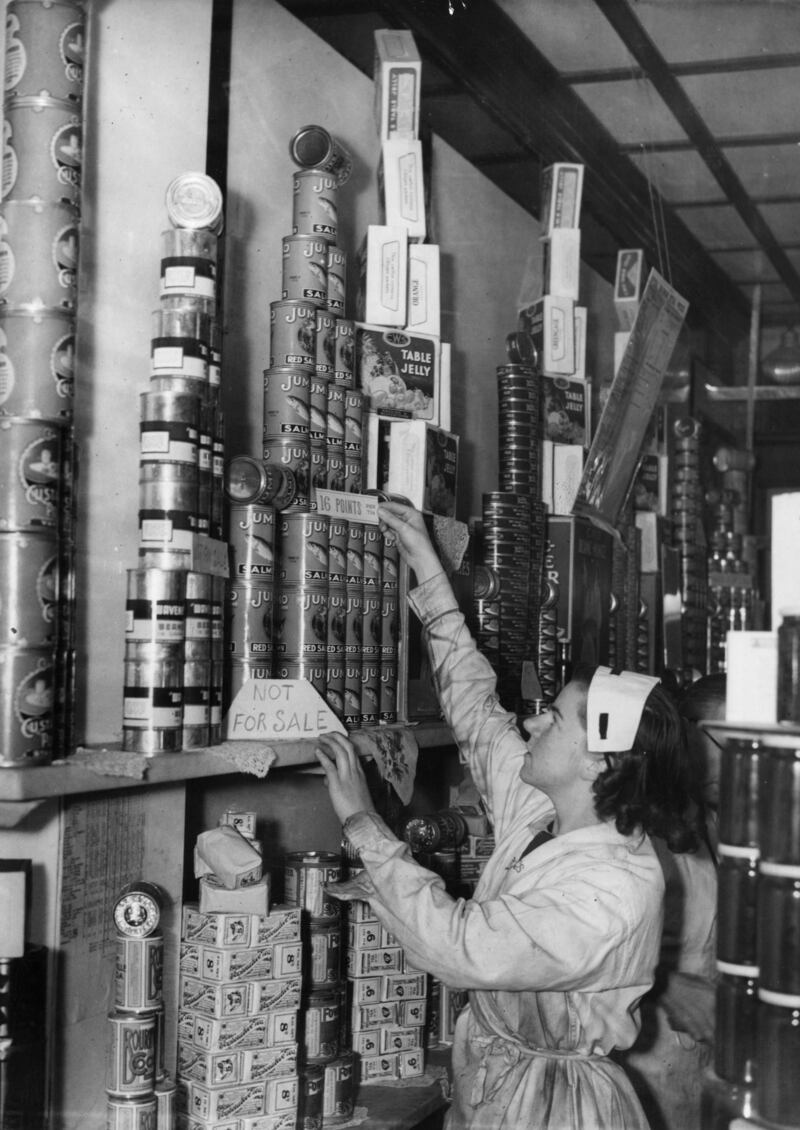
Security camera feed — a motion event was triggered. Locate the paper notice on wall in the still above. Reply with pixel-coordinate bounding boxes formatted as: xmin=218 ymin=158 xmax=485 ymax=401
xmin=573 ymin=269 xmax=689 ymax=536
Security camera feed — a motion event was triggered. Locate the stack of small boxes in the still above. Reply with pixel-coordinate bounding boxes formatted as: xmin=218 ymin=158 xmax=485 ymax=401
xmin=176 ymin=811 xmax=303 ymax=1130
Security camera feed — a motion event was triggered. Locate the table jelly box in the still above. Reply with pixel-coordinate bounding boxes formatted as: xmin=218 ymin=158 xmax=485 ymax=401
xmin=356 ymin=322 xmax=439 ymax=422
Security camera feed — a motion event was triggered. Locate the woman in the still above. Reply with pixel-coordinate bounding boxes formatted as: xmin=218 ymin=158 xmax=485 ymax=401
xmin=315 ymin=502 xmax=704 ymax=1130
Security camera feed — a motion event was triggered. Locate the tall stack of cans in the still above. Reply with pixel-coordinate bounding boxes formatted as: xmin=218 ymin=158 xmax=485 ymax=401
xmin=670 ymin=417 xmax=707 ymax=673
xmin=0 ymin=0 xmax=86 ymax=766
xmin=121 ymin=172 xmax=227 ymax=754
xmin=0 ymin=945 xmax=47 ymax=1128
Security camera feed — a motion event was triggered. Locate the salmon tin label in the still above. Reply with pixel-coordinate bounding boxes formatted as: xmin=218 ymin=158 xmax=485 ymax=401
xmin=292 ymin=169 xmax=338 ymax=243
xmin=263 ymin=367 xmax=311 ymax=437
xmin=274 ymin=587 xmax=329 ymax=656
xmin=281 ymin=234 xmax=328 ymax=307
xmin=269 ymin=300 xmax=316 ymax=371
xmin=326 ymin=246 xmax=347 ymax=315
xmin=229 ymin=504 xmax=276 ymax=581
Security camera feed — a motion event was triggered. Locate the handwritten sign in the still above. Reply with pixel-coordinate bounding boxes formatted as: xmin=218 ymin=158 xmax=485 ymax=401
xmin=314 ymin=490 xmax=382 ymax=524
xmin=223 ymin=679 xmax=347 ymax=740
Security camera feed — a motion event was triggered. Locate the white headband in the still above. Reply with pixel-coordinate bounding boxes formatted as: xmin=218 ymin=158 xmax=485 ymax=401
xmin=586 ymin=666 xmax=660 ymax=753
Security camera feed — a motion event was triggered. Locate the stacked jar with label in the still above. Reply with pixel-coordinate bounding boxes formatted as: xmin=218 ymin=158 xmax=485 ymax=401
xmin=121 ymin=172 xmax=226 ymax=754
xmin=0 ymin=0 xmax=85 ymax=767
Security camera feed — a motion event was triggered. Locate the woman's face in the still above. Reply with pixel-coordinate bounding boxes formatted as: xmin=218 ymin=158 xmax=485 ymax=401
xmin=518 ymin=682 xmax=590 ymax=796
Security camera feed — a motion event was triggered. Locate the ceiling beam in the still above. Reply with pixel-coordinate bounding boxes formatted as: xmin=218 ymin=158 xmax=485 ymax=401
xmin=620 ymin=131 xmax=800 ymax=155
xmin=592 ymin=0 xmax=800 ymax=313
xmin=564 ymin=51 xmax=800 ymax=84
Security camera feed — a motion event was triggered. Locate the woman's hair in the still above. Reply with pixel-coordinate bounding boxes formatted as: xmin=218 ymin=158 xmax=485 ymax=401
xmin=571 ymin=664 xmax=706 ymax=852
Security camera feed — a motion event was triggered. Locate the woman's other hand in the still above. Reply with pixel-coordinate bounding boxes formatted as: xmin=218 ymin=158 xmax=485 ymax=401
xmin=377 ymin=502 xmax=443 ymax=585
xmin=315 ymin=732 xmax=377 ymax=824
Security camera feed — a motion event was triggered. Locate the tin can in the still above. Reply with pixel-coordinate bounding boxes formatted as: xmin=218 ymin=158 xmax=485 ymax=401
xmin=149 ymin=372 xmax=207 ymax=405
xmin=757 ymin=744 xmax=800 ymax=863
xmin=5 ymin=0 xmax=85 ymax=103
xmin=224 ymin=658 xmax=273 ymax=710
xmin=757 ymin=863 xmax=800 ymax=993
xmin=718 ymin=740 xmax=760 ymax=849
xmin=343 ymin=590 xmax=363 ymax=656
xmin=0 ymin=645 xmax=53 ymax=765
xmin=333 ymin=319 xmax=353 ymax=385
xmin=297 ymin=1063 xmax=325 ymax=1130
xmin=0 ymin=416 xmax=61 ymax=530
xmin=362 ymin=526 xmax=382 ymax=590
xmin=263 ymin=366 xmax=311 ymax=437
xmin=327 ymin=518 xmax=348 ymax=585
xmin=269 ymin=299 xmax=316 ymax=372
xmin=309 ymin=439 xmax=326 ymax=508
xmin=138 ymin=461 xmax=197 ymax=552
xmin=292 ymin=168 xmax=338 ymax=243
xmin=106 ymin=1011 xmax=157 ymax=1098
xmin=284 ymin=851 xmax=341 ymax=922
xmin=125 ymin=568 xmax=185 ymax=645
xmin=716 ymin=845 xmax=759 ymax=968
xmin=137 ymin=546 xmax=190 ymax=573
xmin=304 ymin=987 xmax=342 ymax=1063
xmin=272 ymin=656 xmax=326 ymax=698
xmin=139 ymin=390 xmax=199 ymax=466
xmin=380 ymin=660 xmax=397 ymax=723
xmin=309 ymin=924 xmax=342 ymax=988
xmin=274 ymin=586 xmax=329 ymax=658
xmin=326 ymin=658 xmax=344 ymax=720
xmin=225 ymin=582 xmax=274 ymax=660
xmin=115 ymin=935 xmax=164 ymax=1013
xmin=315 ymin=309 xmax=336 ymax=375
xmin=325 ymin=445 xmax=345 ymax=492
xmin=309 ymin=372 xmax=330 ymax=440
xmin=183 ymin=656 xmax=211 ymax=749
xmin=0 ymin=306 xmax=75 ymax=418
xmin=155 ymin=1078 xmax=175 ymax=1127
xmin=326 ymin=246 xmax=347 ymax=315
xmin=0 ymin=198 xmax=79 ymax=308
xmin=164 ymin=171 xmax=224 ymax=233
xmin=159 ymin=226 xmax=217 ymax=301
xmin=326 ymin=382 xmax=345 ymax=449
xmin=281 ymin=234 xmax=328 ymax=307
xmin=381 ymin=593 xmax=399 ymax=659
xmin=755 ymin=989 xmax=800 ymax=1124
xmin=361 ymin=661 xmax=380 ymax=726
xmin=0 ymin=529 xmax=58 ymax=645
xmin=150 ymin=305 xmax=209 ymax=382
xmin=224 ymin=455 xmax=283 ymax=507
xmin=382 ymin=538 xmax=399 ymax=593
xmin=121 ymin=640 xmax=183 ymax=755
xmin=362 ymin=595 xmax=382 ymax=659
xmin=228 ymin=504 xmax=276 ymax=583
xmin=343 ymin=455 xmax=361 ymax=494
xmin=262 ymin=436 xmax=310 ymax=510
xmin=714 ymin=962 xmax=758 ymax=1085
xmin=184 ymin=572 xmax=212 ymax=641
xmin=105 ymin=1095 xmax=158 ymax=1130
xmin=346 ymin=524 xmax=364 ymax=588
xmin=327 ymin=588 xmax=346 ymax=653
xmin=289 ymin=126 xmax=352 ymax=186
xmin=278 ymin=512 xmax=329 ymax=585
xmin=343 ymin=662 xmax=361 ymax=728
xmin=2 ymin=94 xmax=81 ymax=203
xmin=322 ymin=1052 xmax=355 ymax=1123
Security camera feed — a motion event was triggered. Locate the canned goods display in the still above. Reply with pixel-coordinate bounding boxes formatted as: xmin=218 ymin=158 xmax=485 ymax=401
xmin=289 ymin=126 xmax=353 ymax=186
xmin=281 ymin=234 xmax=328 ymax=306
xmin=0 ymin=644 xmax=54 ymax=765
xmin=5 ymin=0 xmax=85 ymax=103
xmin=0 ymin=415 xmax=62 ymax=529
xmin=228 ymin=504 xmax=276 ymax=582
xmin=284 ymin=851 xmax=341 ymax=922
xmin=164 ymin=171 xmax=224 ymax=233
xmin=322 ymin=1052 xmax=355 ymax=1123
xmin=105 ymin=1011 xmax=157 ymax=1098
xmin=304 ymin=988 xmax=343 ymax=1063
xmin=326 ymin=246 xmax=346 ymax=316
xmin=3 ymin=94 xmax=82 ymax=204
xmin=262 ymin=437 xmax=310 ymax=511
xmin=115 ymin=935 xmax=164 ymax=1012
xmin=225 ymin=582 xmax=275 ymax=660
xmin=263 ymin=366 xmax=311 ymax=437
xmin=0 ymin=306 xmax=75 ymax=418
xmin=269 ymin=299 xmax=317 ymax=371
xmin=0 ymin=198 xmax=79 ymax=309
xmin=159 ymin=226 xmax=217 ymax=300
xmin=333 ymin=319 xmax=353 ymax=385
xmin=125 ymin=568 xmax=186 ymax=644
xmin=277 ymin=512 xmax=329 ymax=585
xmin=121 ymin=640 xmax=183 ymax=754
xmin=292 ymin=168 xmax=338 ymax=243
xmin=0 ymin=529 xmax=59 ymax=645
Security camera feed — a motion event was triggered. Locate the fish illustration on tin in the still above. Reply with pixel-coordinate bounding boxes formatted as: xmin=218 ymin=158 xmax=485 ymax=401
xmin=245 ymin=533 xmax=274 ymax=562
xmin=316 ymin=196 xmax=337 ymax=221
xmin=285 ymin=396 xmax=310 ymax=421
xmin=329 ymin=546 xmax=347 ymax=570
xmin=306 ymin=541 xmax=328 ymax=566
xmin=310 ymin=406 xmax=327 ymax=432
xmin=307 ymin=262 xmax=327 ymax=287
xmin=326 ymin=414 xmax=344 ymax=437
xmin=364 ymin=551 xmax=381 ymax=575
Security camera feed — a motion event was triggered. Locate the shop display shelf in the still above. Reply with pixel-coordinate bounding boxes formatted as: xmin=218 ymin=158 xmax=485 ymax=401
xmin=704 ymin=383 xmax=800 ymax=401
xmin=702 ymin=719 xmax=800 ymax=746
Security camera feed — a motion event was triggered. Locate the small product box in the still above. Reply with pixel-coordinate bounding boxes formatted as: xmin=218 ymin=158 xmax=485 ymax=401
xmin=439 ymin=340 xmax=451 ymax=429
xmin=573 ymin=305 xmax=587 ymax=381
xmin=406 ymin=243 xmax=440 ymax=336
xmin=357 ymin=226 xmax=408 ymax=327
xmin=545 ymin=515 xmax=613 ymax=668
xmin=551 ymin=444 xmax=584 ymax=516
xmin=635 ymin=512 xmax=664 ymax=574
xmin=386 ymin=420 xmax=458 ymax=517
xmin=518 ymin=296 xmax=575 ymax=376
xmin=199 ymin=876 xmax=270 ymax=917
xmin=541 ymin=228 xmax=581 ymax=301
xmin=542 ymin=375 xmax=588 ymax=445
xmin=725 ymin=632 xmax=778 ymax=724
xmin=379 ymin=139 xmax=426 ymax=243
xmin=351 ymin=1002 xmax=399 ymax=1031
xmin=614 ymin=249 xmax=645 ymax=329
xmin=374 ymin=29 xmax=421 ymax=141
xmin=539 ymin=163 xmax=584 ymax=233
xmin=356 ymin=323 xmax=439 ymax=420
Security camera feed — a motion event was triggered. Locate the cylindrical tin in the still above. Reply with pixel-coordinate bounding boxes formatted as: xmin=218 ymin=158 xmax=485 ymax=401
xmin=0 ymin=306 xmax=75 ymax=418
xmin=284 ymin=851 xmax=341 ymax=922
xmin=2 ymin=94 xmax=81 ymax=205
xmin=262 ymin=436 xmax=310 ymax=511
xmin=343 ymin=590 xmax=362 ymax=658
xmin=184 ymin=571 xmax=212 ymax=641
xmin=309 ymin=923 xmax=342 ymax=989
xmin=289 ymin=127 xmax=352 ymax=186
xmin=224 ymin=658 xmax=273 ymax=711
xmin=382 ymin=537 xmax=400 ymax=593
xmin=228 ymin=504 xmax=276 ymax=584
xmin=106 ymin=1011 xmax=157 ymax=1098
xmin=225 ymin=582 xmax=274 ymax=661
xmin=304 ymin=987 xmax=343 ymax=1064
xmin=272 ymin=656 xmax=326 ymax=698
xmin=269 ymin=299 xmax=316 ymax=372
xmin=292 ymin=168 xmax=338 ymax=243
xmin=326 ymin=381 xmax=345 ymax=449
xmin=0 ymin=198 xmax=79 ymax=309
xmin=343 ymin=388 xmax=363 ymax=453
xmin=0 ymin=529 xmax=59 ymax=646
xmin=263 ymin=366 xmax=311 ymax=438
xmin=757 ymin=863 xmax=800 ymax=993
xmin=114 ymin=935 xmax=164 ymax=1013
xmin=362 ymin=526 xmax=382 ymax=591
xmin=756 ymin=989 xmax=800 ymax=1124
xmin=309 ymin=439 xmax=326 ymax=509
xmin=326 ymin=246 xmax=347 ymax=316
xmin=714 ymin=963 xmax=759 ymax=1085
xmin=716 ymin=845 xmax=760 ymax=968
xmin=105 ymin=1095 xmax=158 ymax=1130
xmin=380 ymin=659 xmax=397 ymax=724
xmin=137 ymin=546 xmax=191 ymax=573
xmin=0 ymin=416 xmax=62 ymax=529
xmin=309 ymin=372 xmax=330 ymax=441
xmin=164 ymin=171 xmax=224 ymax=233
xmin=150 ymin=305 xmax=208 ymax=381
xmin=148 ymin=371 xmax=207 ymax=405
xmin=327 ymin=588 xmax=346 ymax=655
xmin=757 ymin=745 xmax=800 ymax=863
xmin=333 ymin=319 xmax=353 ymax=386
xmin=273 ymin=586 xmax=329 ymax=658
xmin=322 ymin=1052 xmax=355 ymax=1124
xmin=718 ymin=740 xmax=760 ymax=849
xmin=345 ymin=523 xmax=364 ymax=588
xmin=297 ymin=1064 xmax=325 ymax=1130
xmin=326 ymin=657 xmax=344 ymax=720
xmin=343 ymin=661 xmax=361 ymax=729
xmin=381 ymin=592 xmax=399 ymax=659
xmin=125 ymin=568 xmax=186 ymax=644
xmin=343 ymin=455 xmax=361 ymax=494
xmin=315 ymin=309 xmax=335 ymax=376
xmin=362 ymin=595 xmax=382 ymax=659
xmin=4 ymin=0 xmax=85 ymax=103
xmin=327 ymin=518 xmax=347 ymax=586
xmin=159 ymin=226 xmax=217 ymax=301
xmin=278 ymin=512 xmax=329 ymax=586
xmin=121 ymin=641 xmax=183 ymax=755
xmin=155 ymin=1079 xmax=175 ymax=1127
xmin=224 ymin=455 xmax=285 ymax=507
xmin=281 ymin=234 xmax=328 ymax=307
xmin=325 ymin=445 xmax=345 ymax=492
xmin=360 ymin=660 xmax=380 ymax=727
xmin=138 ymin=461 xmax=197 ymax=552
xmin=0 ymin=645 xmax=54 ymax=765
xmin=182 ymin=655 xmax=211 ymax=748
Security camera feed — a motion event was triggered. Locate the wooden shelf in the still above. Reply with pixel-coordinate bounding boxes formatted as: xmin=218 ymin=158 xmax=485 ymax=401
xmin=704 ymin=382 xmax=800 ymax=401
xmin=703 ymin=719 xmax=800 ymax=748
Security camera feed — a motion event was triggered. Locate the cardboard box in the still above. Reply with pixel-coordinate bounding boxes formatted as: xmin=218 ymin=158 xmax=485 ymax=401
xmin=386 ymin=420 xmax=458 ymax=517
xmin=541 ymin=228 xmax=581 ymax=300
xmin=551 ymin=444 xmax=583 ymax=515
xmin=770 ymin=491 xmax=800 ymax=630
xmin=541 ymin=439 xmax=554 ymax=511
xmin=439 ymin=341 xmax=451 ymax=429
xmin=614 ymin=249 xmax=645 ymax=329
xmin=542 ymin=374 xmax=588 ymax=445
xmin=518 ymin=296 xmax=575 ymax=376
xmin=539 ymin=163 xmax=584 ymax=233
xmin=406 ymin=243 xmax=440 ymax=335
xmin=725 ymin=632 xmax=778 ymax=723
xmin=573 ymin=305 xmax=587 ymax=381
xmin=379 ymin=139 xmax=426 ymax=242
xmin=545 ymin=515 xmax=613 ymax=666
xmin=355 ymin=323 xmax=439 ymax=420
xmin=374 ymin=29 xmax=421 ymax=141
xmin=357 ymin=226 xmax=408 ymax=327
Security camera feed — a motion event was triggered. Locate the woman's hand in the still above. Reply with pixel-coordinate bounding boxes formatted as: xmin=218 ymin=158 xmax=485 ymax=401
xmin=315 ymin=732 xmax=377 ymax=824
xmin=378 ymin=502 xmax=444 ymax=585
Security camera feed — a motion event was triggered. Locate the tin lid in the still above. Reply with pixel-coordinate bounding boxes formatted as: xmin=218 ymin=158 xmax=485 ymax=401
xmin=165 ymin=172 xmax=224 ymax=232
xmin=290 ymin=125 xmax=334 ymax=169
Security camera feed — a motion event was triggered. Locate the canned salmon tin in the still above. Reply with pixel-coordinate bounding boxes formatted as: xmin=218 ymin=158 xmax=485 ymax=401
xmin=325 ymin=382 xmax=345 ymax=449
xmin=125 ymin=568 xmax=186 ymax=644
xmin=270 ymin=299 xmax=317 ymax=372
xmin=0 ymin=645 xmax=54 ymax=765
xmin=326 ymin=247 xmax=346 ymax=316
xmin=115 ymin=935 xmax=164 ymax=1012
xmin=225 ymin=659 xmax=274 ymax=710
xmin=281 ymin=234 xmax=328 ymax=307
xmin=309 ymin=372 xmax=330 ymax=441
xmin=381 ymin=594 xmax=399 ymax=658
xmin=315 ymin=309 xmax=335 ymax=375
xmin=290 ymin=126 xmax=353 ymax=187
xmin=159 ymin=227 xmax=217 ymax=300
xmin=0 ymin=199 xmax=79 ymax=309
xmin=228 ymin=504 xmax=276 ymax=582
xmin=274 ymin=587 xmax=329 ymax=657
xmin=327 ymin=518 xmax=348 ymax=585
xmin=362 ymin=527 xmax=382 ymax=589
xmin=3 ymin=94 xmax=81 ymax=204
xmin=272 ymin=657 xmax=326 ymax=699
xmin=309 ymin=925 xmax=342 ymax=989
xmin=327 ymin=589 xmax=346 ymax=653
xmin=304 ymin=988 xmax=342 ymax=1063
xmin=164 ymin=171 xmax=224 ymax=233
xmin=225 ymin=455 xmax=283 ymax=506
xmin=0 ymin=416 xmax=61 ymax=529
xmin=380 ymin=660 xmax=398 ymax=723
xmin=322 ymin=1052 xmax=355 ymax=1123
xmin=344 ymin=456 xmax=361 ymax=494
xmin=0 ymin=530 xmax=58 ymax=645
xmin=262 ymin=436 xmax=310 ymax=511
xmin=0 ymin=306 xmax=75 ymax=418
xmin=345 ymin=524 xmax=364 ymax=588
xmin=343 ymin=663 xmax=361 ymax=728
xmin=225 ymin=582 xmax=275 ymax=660
xmin=361 ymin=662 xmax=380 ymax=727
xmin=278 ymin=512 xmax=329 ymax=585
xmin=333 ymin=319 xmax=353 ymax=385
xmin=105 ymin=1095 xmax=158 ymax=1130
xmin=325 ymin=446 xmax=345 ymax=492
xmin=263 ymin=367 xmax=311 ymax=437
xmin=382 ymin=539 xmax=399 ymax=592
xmin=292 ymin=169 xmax=338 ymax=243
xmin=121 ymin=640 xmax=183 ymax=754
xmin=326 ymin=659 xmax=344 ymax=720
xmin=284 ymin=851 xmax=341 ymax=921
xmin=106 ymin=1011 xmax=157 ymax=1098
xmin=309 ymin=439 xmax=326 ymax=509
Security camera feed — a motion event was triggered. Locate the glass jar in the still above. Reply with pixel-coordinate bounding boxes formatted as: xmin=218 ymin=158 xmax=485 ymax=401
xmin=756 ymin=990 xmax=800 ymax=1125
xmin=714 ymin=963 xmax=759 ymax=1085
xmin=717 ymin=846 xmax=760 ymax=967
xmin=777 ymin=610 xmax=800 ymax=725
